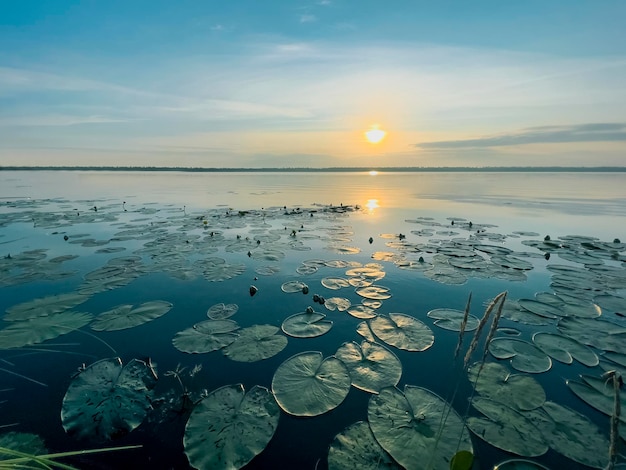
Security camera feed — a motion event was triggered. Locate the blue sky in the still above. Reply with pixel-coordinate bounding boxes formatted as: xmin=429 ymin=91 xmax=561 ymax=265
xmin=1 ymin=0 xmax=625 ymax=167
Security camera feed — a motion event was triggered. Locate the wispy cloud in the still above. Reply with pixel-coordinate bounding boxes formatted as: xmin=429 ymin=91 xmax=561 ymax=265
xmin=299 ymin=14 xmax=317 ymax=23
xmin=416 ymin=123 xmax=626 ymax=149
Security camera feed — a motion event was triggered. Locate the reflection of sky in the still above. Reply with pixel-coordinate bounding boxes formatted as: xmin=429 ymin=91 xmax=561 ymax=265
xmin=2 ymin=171 xmax=624 ymax=240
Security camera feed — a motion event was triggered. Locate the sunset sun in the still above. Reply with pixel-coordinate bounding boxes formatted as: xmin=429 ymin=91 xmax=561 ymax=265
xmin=365 ymin=125 xmax=386 ymax=144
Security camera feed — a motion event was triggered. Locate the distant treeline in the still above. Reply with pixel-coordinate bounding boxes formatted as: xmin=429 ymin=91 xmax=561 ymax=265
xmin=1 ymin=166 xmax=625 ymax=173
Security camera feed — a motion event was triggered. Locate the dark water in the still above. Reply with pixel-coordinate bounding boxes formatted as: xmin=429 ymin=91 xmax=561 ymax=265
xmin=1 ymin=171 xmax=625 ymax=469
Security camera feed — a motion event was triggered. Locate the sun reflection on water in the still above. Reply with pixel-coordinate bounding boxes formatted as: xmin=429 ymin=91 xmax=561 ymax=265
xmin=365 ymin=198 xmax=380 ymax=214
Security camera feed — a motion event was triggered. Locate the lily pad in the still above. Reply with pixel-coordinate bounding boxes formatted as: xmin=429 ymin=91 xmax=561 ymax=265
xmin=347 ymin=304 xmax=377 ymax=319
xmin=531 ymin=332 xmax=598 ymax=366
xmin=327 ymin=421 xmax=401 ymax=470
xmin=324 ymin=297 xmax=351 ymax=311
xmin=91 ymin=301 xmax=173 ymax=332
xmin=0 ymin=432 xmax=47 ymax=458
xmin=467 ymin=361 xmax=546 ymax=411
xmin=567 ymin=375 xmax=626 ymax=422
xmin=488 ymin=338 xmax=552 ymax=374
xmin=4 ymin=292 xmax=90 ymax=321
xmin=172 ymin=319 xmax=239 ymax=354
xmin=427 ymin=308 xmax=479 ymax=332
xmin=356 ymin=286 xmax=392 ymax=300
xmin=222 ymin=325 xmax=287 ymax=362
xmin=335 ymin=341 xmax=402 ymax=394
xmin=321 ymin=277 xmax=351 ymax=290
xmin=281 ymin=280 xmax=309 ymax=293
xmin=493 ymin=459 xmax=550 ymax=469
xmin=281 ymin=311 xmax=333 ymax=338
xmin=207 ymin=303 xmax=239 ymax=320
xmin=518 ymin=299 xmax=561 ymax=319
xmin=184 ymin=384 xmax=279 ymax=470
xmin=356 ymin=321 xmax=376 ymax=342
xmin=524 ymin=401 xmax=609 ymax=468
xmin=0 ymin=311 xmax=94 ymax=349
xmin=369 ymin=314 xmax=434 ymax=352
xmin=368 ymin=385 xmax=472 ymax=470
xmin=61 ymin=357 xmax=157 ymax=440
xmin=558 ymin=316 xmax=626 ymax=354
xmin=467 ymin=397 xmax=548 ymax=457
xmin=271 ymin=351 xmax=350 ymax=416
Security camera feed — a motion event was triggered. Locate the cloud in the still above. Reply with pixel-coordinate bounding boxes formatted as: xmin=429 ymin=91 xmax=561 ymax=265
xmin=299 ymin=14 xmax=317 ymax=23
xmin=416 ymin=123 xmax=626 ymax=149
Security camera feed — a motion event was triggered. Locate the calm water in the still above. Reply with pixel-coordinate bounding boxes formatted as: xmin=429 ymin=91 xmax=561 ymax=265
xmin=0 ymin=171 xmax=625 ymax=470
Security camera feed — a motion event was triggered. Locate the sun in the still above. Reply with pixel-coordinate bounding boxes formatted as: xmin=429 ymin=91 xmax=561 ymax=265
xmin=365 ymin=125 xmax=386 ymax=144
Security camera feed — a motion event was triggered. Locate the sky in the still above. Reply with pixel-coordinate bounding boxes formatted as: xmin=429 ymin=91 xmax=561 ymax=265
xmin=1 ymin=0 xmax=625 ymax=168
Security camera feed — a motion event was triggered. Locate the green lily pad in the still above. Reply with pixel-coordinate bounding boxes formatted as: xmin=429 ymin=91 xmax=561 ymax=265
xmin=281 ymin=280 xmax=309 ymax=293
xmin=356 ymin=286 xmax=392 ymax=300
xmin=184 ymin=384 xmax=279 ymax=470
xmin=426 ymin=308 xmax=479 ymax=332
xmin=488 ymin=338 xmax=552 ymax=373
xmin=61 ymin=357 xmax=157 ymax=440
xmin=567 ymin=375 xmax=626 ymax=422
xmin=0 ymin=311 xmax=94 ymax=350
xmin=327 ymin=421 xmax=401 ymax=470
xmin=321 ymin=277 xmax=351 ymax=290
xmin=222 ymin=325 xmax=287 ymax=362
xmin=271 ymin=351 xmax=350 ymax=416
xmin=335 ymin=341 xmax=402 ymax=394
xmin=356 ymin=321 xmax=376 ymax=342
xmin=0 ymin=432 xmax=47 ymax=458
xmin=467 ymin=362 xmax=545 ymax=411
xmin=172 ymin=319 xmax=239 ymax=354
xmin=324 ymin=297 xmax=351 ymax=311
xmin=531 ymin=332 xmax=598 ymax=366
xmin=4 ymin=292 xmax=90 ymax=321
xmin=524 ymin=401 xmax=609 ymax=468
xmin=558 ymin=317 xmax=626 ymax=354
xmin=368 ymin=385 xmax=472 ymax=470
xmin=347 ymin=304 xmax=377 ymax=319
xmin=518 ymin=299 xmax=561 ymax=319
xmin=91 ymin=300 xmax=173 ymax=332
xmin=369 ymin=314 xmax=434 ymax=352
xmin=501 ymin=300 xmax=552 ymax=326
xmin=207 ymin=303 xmax=239 ymax=320
xmin=467 ymin=397 xmax=548 ymax=457
xmin=281 ymin=311 xmax=333 ymax=338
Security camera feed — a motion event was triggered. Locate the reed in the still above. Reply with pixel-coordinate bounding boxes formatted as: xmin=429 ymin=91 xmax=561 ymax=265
xmin=603 ymin=370 xmax=622 ymax=470
xmin=453 ymin=292 xmax=472 ymax=360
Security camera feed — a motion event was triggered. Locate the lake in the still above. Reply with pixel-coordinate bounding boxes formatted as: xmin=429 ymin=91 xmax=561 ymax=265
xmin=1 ymin=170 xmax=625 ymax=470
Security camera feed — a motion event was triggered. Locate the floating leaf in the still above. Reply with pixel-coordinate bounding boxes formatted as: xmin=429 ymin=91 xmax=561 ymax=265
xmin=450 ymin=451 xmax=474 ymax=470
xmin=281 ymin=311 xmax=333 ymax=338
xmin=488 ymin=338 xmax=552 ymax=373
xmin=524 ymin=401 xmax=609 ymax=468
xmin=61 ymin=357 xmax=157 ymax=440
xmin=427 ymin=308 xmax=479 ymax=332
xmin=335 ymin=341 xmax=402 ymax=394
xmin=468 ymin=362 xmax=545 ymax=411
xmin=532 ymin=332 xmax=598 ymax=366
xmin=356 ymin=286 xmax=392 ymax=300
xmin=271 ymin=351 xmax=350 ymax=416
xmin=518 ymin=299 xmax=561 ymax=319
xmin=207 ymin=302 xmax=239 ymax=320
xmin=347 ymin=304 xmax=377 ymax=319
xmin=368 ymin=385 xmax=472 ymax=470
xmin=321 ymin=277 xmax=351 ymax=290
xmin=567 ymin=375 xmax=626 ymax=421
xmin=558 ymin=317 xmax=626 ymax=354
xmin=222 ymin=325 xmax=287 ymax=362
xmin=369 ymin=314 xmax=434 ymax=352
xmin=0 ymin=311 xmax=94 ymax=349
xmin=324 ymin=297 xmax=351 ymax=311
xmin=184 ymin=384 xmax=279 ymax=470
xmin=356 ymin=321 xmax=376 ymax=342
xmin=4 ymin=292 xmax=90 ymax=321
xmin=91 ymin=301 xmax=172 ymax=332
xmin=467 ymin=397 xmax=548 ymax=457
xmin=327 ymin=421 xmax=401 ymax=470
xmin=172 ymin=319 xmax=239 ymax=354
xmin=0 ymin=432 xmax=47 ymax=457
xmin=281 ymin=280 xmax=308 ymax=293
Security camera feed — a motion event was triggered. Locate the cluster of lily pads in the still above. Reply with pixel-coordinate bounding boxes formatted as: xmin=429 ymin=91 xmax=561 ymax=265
xmin=1 ymin=196 xmax=625 ymax=469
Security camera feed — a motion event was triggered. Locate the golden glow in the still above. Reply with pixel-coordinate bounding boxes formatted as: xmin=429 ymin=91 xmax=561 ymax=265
xmin=365 ymin=198 xmax=380 ymax=213
xmin=369 ymin=170 xmax=378 ymax=176
xmin=365 ymin=125 xmax=386 ymax=144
